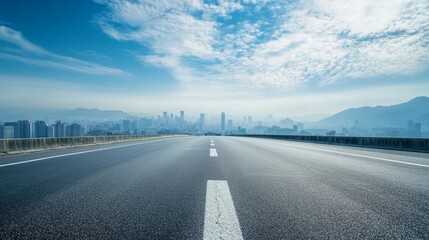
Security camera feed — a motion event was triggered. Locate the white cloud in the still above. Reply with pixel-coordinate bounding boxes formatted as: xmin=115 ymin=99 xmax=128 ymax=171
xmin=280 ymin=0 xmax=429 ymax=85
xmin=0 ymin=25 xmax=128 ymax=76
xmin=96 ymin=0 xmax=429 ymax=89
xmin=308 ymin=0 xmax=419 ymax=36
xmin=0 ymin=26 xmax=46 ymax=54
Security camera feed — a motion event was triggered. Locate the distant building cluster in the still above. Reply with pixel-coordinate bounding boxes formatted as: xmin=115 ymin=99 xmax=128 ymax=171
xmin=0 ymin=111 xmax=301 ymax=139
xmin=0 ymin=111 xmax=425 ymax=139
xmin=370 ymin=120 xmax=422 ymax=138
xmin=0 ymin=120 xmax=84 ymax=139
xmin=318 ymin=119 xmax=424 ymax=138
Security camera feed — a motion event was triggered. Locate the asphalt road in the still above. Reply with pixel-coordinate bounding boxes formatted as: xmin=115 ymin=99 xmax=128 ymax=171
xmin=0 ymin=136 xmax=428 ymax=239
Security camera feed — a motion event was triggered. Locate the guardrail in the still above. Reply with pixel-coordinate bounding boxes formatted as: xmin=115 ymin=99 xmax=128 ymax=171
xmin=232 ymin=134 xmax=429 ymax=153
xmin=0 ymin=135 xmax=175 ymax=154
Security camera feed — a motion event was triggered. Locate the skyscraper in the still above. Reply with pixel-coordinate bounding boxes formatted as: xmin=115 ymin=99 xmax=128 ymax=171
xmin=180 ymin=111 xmax=184 ymax=121
xmin=16 ymin=120 xmax=31 ymax=138
xmin=34 ymin=120 xmax=48 ymax=138
xmin=54 ymin=121 xmax=66 ymax=137
xmin=123 ymin=119 xmax=131 ymax=132
xmin=67 ymin=123 xmax=84 ymax=137
xmin=3 ymin=126 xmax=14 ymax=139
xmin=46 ymin=125 xmax=55 ymax=138
xmin=199 ymin=113 xmax=205 ymax=131
xmin=4 ymin=122 xmax=16 ymax=138
xmin=221 ymin=112 xmax=226 ymax=131
xmin=227 ymin=119 xmax=233 ymax=130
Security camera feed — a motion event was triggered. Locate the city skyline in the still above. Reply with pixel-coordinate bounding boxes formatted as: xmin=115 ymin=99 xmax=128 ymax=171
xmin=1 ymin=107 xmax=425 ymax=138
xmin=1 ymin=0 xmax=429 ymax=117
xmin=3 ymin=96 xmax=428 ymax=138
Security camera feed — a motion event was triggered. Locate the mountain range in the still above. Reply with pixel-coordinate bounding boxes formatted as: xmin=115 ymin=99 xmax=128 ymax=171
xmin=318 ymin=96 xmax=429 ymax=129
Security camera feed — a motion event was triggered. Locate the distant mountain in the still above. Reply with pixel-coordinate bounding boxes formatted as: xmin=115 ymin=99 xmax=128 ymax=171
xmin=318 ymin=96 xmax=429 ymax=128
xmin=0 ymin=107 xmax=130 ymax=122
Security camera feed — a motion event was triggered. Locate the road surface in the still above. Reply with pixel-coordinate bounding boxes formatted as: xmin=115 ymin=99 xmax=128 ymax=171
xmin=1 ymin=136 xmax=428 ymax=239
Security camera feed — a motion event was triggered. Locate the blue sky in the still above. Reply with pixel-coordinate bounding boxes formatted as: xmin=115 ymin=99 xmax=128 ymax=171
xmin=0 ymin=0 xmax=428 ymax=120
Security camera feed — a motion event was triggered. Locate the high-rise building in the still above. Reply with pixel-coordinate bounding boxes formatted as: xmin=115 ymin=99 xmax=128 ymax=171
xmin=123 ymin=120 xmax=131 ymax=132
xmin=16 ymin=120 xmax=31 ymax=138
xmin=131 ymin=120 xmax=139 ymax=133
xmin=3 ymin=126 xmax=14 ymax=139
xmin=293 ymin=125 xmax=298 ymax=133
xmin=227 ymin=119 xmax=233 ymax=130
xmin=407 ymin=120 xmax=422 ymax=137
xmin=34 ymin=121 xmax=48 ymax=138
xmin=415 ymin=123 xmax=422 ymax=137
xmin=199 ymin=113 xmax=205 ymax=130
xmin=54 ymin=121 xmax=67 ymax=137
xmin=180 ymin=111 xmax=185 ymax=121
xmin=46 ymin=125 xmax=55 ymax=138
xmin=67 ymin=123 xmax=84 ymax=137
xmin=297 ymin=122 xmax=304 ymax=132
xmin=4 ymin=122 xmax=16 ymax=138
xmin=221 ymin=112 xmax=226 ymax=131
xmin=139 ymin=118 xmax=152 ymax=128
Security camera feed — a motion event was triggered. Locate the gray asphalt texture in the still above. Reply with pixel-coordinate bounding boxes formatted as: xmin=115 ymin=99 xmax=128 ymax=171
xmin=0 ymin=136 xmax=428 ymax=239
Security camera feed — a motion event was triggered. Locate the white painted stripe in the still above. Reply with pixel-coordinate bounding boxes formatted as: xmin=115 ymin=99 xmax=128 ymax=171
xmin=210 ymin=148 xmax=218 ymax=157
xmin=210 ymin=143 xmax=215 ymax=146
xmin=264 ymin=140 xmax=429 ymax=168
xmin=0 ymin=138 xmax=174 ymax=168
xmin=204 ymin=180 xmax=243 ymax=240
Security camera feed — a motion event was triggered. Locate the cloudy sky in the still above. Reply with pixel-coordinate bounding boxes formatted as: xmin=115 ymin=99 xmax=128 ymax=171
xmin=0 ymin=0 xmax=428 ymax=119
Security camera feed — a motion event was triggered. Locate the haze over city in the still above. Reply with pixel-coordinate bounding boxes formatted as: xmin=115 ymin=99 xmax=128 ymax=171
xmin=1 ymin=0 xmax=428 ymax=118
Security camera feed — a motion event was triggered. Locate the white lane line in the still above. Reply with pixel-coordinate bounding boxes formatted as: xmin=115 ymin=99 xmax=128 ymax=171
xmin=0 ymin=138 xmax=174 ymax=168
xmin=204 ymin=180 xmax=243 ymax=240
xmin=264 ymin=140 xmax=429 ymax=168
xmin=210 ymin=143 xmax=215 ymax=146
xmin=210 ymin=148 xmax=218 ymax=157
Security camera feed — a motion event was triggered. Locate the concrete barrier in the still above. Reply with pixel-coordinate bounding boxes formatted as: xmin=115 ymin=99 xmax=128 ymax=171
xmin=0 ymin=135 xmax=178 ymax=154
xmin=232 ymin=134 xmax=429 ymax=153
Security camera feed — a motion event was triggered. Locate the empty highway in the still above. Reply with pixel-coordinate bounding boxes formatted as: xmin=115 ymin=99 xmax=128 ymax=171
xmin=0 ymin=136 xmax=428 ymax=239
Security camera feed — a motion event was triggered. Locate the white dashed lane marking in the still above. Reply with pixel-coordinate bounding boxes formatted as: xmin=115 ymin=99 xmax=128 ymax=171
xmin=209 ymin=138 xmax=217 ymax=157
xmin=210 ymin=148 xmax=218 ymax=157
xmin=203 ymin=180 xmax=243 ymax=240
